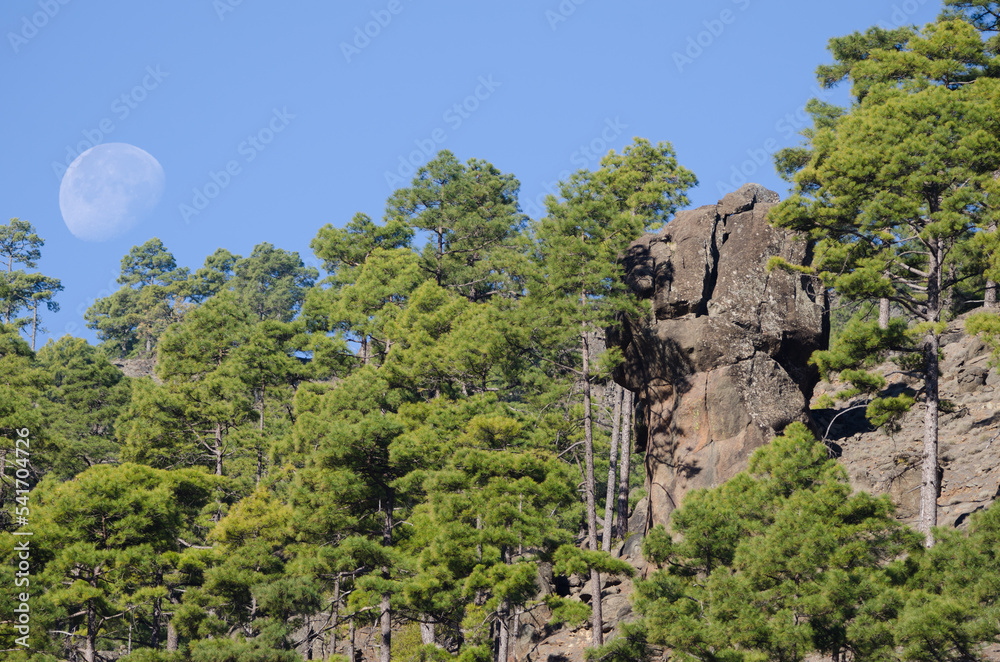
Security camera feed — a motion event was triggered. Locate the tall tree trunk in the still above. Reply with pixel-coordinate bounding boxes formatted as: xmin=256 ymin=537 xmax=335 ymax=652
xmin=497 ymin=597 xmax=511 ymax=662
xmin=615 ymin=390 xmax=634 ymax=541
xmin=151 ymin=594 xmax=162 ymax=649
xmin=921 ymin=332 xmax=941 ymax=547
xmin=347 ymin=617 xmax=355 ymax=662
xmin=420 ymin=621 xmax=436 ymax=646
xmin=512 ymin=605 xmax=523 ymax=662
xmin=380 ymin=496 xmax=394 ymax=662
xmin=878 ymin=297 xmax=890 ymax=329
xmin=580 ymin=303 xmax=603 ymax=647
xmin=985 ymin=220 xmax=998 ymax=310
xmin=31 ymin=301 xmax=37 ymax=351
xmin=329 ymin=575 xmax=340 ymax=658
xmin=167 ymin=596 xmax=180 ymax=651
xmin=920 ymin=240 xmax=943 ymax=547
xmin=84 ymin=602 xmax=97 ymax=662
xmin=601 ymin=384 xmax=624 ymax=551
xmin=214 ymin=423 xmax=224 ymax=476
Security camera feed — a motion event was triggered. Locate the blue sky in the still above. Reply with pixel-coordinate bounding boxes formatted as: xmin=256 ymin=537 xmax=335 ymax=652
xmin=1 ymin=0 xmax=942 ymax=347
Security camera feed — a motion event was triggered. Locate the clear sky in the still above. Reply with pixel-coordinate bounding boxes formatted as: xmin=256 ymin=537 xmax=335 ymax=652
xmin=1 ymin=0 xmax=942 ymax=347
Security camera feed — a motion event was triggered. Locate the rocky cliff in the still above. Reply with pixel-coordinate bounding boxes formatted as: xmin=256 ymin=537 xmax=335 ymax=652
xmin=815 ymin=317 xmax=1000 ymax=530
xmin=612 ymin=183 xmax=827 ymax=531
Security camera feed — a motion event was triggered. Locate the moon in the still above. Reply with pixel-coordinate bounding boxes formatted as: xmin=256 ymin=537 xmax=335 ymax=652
xmin=59 ymin=143 xmax=165 ymax=242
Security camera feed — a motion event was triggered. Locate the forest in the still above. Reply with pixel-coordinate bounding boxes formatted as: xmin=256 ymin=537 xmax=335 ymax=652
xmin=4 ymin=2 xmax=1000 ymax=661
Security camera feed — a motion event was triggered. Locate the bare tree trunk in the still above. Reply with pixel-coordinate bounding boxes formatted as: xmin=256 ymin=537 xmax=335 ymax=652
xmin=151 ymin=594 xmax=162 ymax=649
xmin=167 ymin=596 xmax=180 ymax=651
xmin=31 ymin=301 xmax=37 ymax=351
xmin=615 ymin=391 xmax=634 ymax=541
xmin=420 ymin=621 xmax=435 ymax=646
xmin=878 ymin=297 xmax=890 ymax=329
xmin=214 ymin=423 xmax=224 ymax=476
xmin=920 ymin=331 xmax=941 ymax=547
xmin=580 ymin=305 xmax=603 ymax=647
xmin=347 ymin=617 xmax=355 ymax=662
xmin=497 ymin=598 xmax=511 ymax=662
xmin=511 ymin=605 xmax=523 ymax=662
xmin=920 ymin=241 xmax=943 ymax=547
xmin=986 ymin=220 xmax=998 ymax=310
xmin=380 ymin=498 xmax=394 ymax=662
xmin=602 ymin=384 xmax=624 ymax=551
xmin=84 ymin=603 xmax=97 ymax=662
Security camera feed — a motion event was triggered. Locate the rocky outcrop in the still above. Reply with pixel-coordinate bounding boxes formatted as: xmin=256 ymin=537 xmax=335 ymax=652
xmin=612 ymin=184 xmax=827 ymax=531
xmin=111 ymin=357 xmax=157 ymax=380
xmin=814 ymin=315 xmax=1000 ymax=530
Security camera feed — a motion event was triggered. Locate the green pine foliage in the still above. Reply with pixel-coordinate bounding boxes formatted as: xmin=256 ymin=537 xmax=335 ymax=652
xmin=6 ymin=45 xmax=1000 ymax=659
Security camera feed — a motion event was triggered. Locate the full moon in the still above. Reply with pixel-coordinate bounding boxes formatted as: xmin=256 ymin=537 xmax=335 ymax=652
xmin=59 ymin=143 xmax=165 ymax=242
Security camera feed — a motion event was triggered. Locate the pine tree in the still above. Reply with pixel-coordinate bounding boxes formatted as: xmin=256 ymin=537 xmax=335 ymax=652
xmin=771 ymin=76 xmax=1000 ymax=545
xmin=637 ymin=423 xmax=920 ymax=662
xmin=531 ymin=137 xmax=695 ymax=646
xmin=86 ymin=239 xmax=190 ymax=357
xmin=36 ymin=337 xmax=130 ymax=479
xmin=385 ymin=151 xmax=528 ymax=301
xmin=5 ymin=464 xmax=214 ymax=661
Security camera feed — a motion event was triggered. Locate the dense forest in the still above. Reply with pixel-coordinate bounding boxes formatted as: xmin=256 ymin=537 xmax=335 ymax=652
xmin=4 ymin=2 xmax=1000 ymax=661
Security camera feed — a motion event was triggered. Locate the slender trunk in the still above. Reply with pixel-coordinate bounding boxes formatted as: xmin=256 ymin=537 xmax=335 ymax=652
xmin=84 ymin=602 xmax=96 ymax=662
xmin=920 ymin=241 xmax=943 ymax=547
xmin=921 ymin=331 xmax=941 ymax=547
xmin=167 ymin=596 xmax=180 ymax=651
xmin=497 ymin=598 xmax=511 ymax=662
xmin=615 ymin=390 xmax=634 ymax=541
xmin=31 ymin=301 xmax=37 ymax=351
xmin=214 ymin=423 xmax=224 ymax=476
xmin=985 ymin=220 xmax=998 ymax=310
xmin=347 ymin=617 xmax=355 ymax=662
xmin=580 ymin=298 xmax=604 ymax=647
xmin=512 ymin=605 xmax=523 ymax=662
xmin=602 ymin=384 xmax=624 ymax=551
xmin=329 ymin=576 xmax=340 ymax=658
xmin=380 ymin=496 xmax=394 ymax=662
xmin=151 ymin=594 xmax=162 ymax=649
xmin=878 ymin=297 xmax=890 ymax=329
xmin=437 ymin=226 xmax=444 ymax=286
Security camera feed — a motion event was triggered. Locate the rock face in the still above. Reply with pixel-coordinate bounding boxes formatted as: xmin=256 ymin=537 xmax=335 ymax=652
xmin=814 ymin=315 xmax=1000 ymax=530
xmin=612 ymin=184 xmax=827 ymax=531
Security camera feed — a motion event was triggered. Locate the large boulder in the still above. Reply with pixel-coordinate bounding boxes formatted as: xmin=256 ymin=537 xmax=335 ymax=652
xmin=612 ymin=184 xmax=827 ymax=531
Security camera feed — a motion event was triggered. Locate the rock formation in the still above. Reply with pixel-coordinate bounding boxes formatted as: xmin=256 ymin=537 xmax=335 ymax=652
xmin=612 ymin=184 xmax=827 ymax=531
xmin=814 ymin=316 xmax=1000 ymax=530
